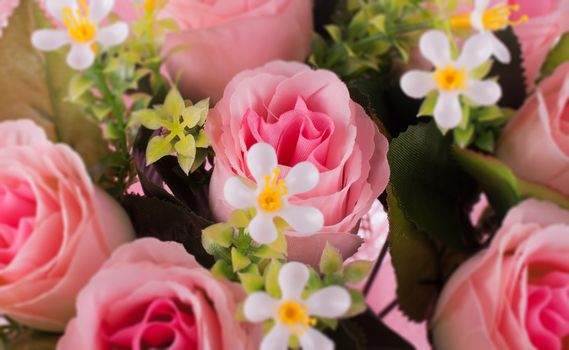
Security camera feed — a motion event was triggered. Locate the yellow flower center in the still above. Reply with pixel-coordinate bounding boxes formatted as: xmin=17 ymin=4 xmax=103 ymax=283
xmin=433 ymin=65 xmax=468 ymax=91
xmin=450 ymin=4 xmax=528 ymax=31
xmin=257 ymin=168 xmax=287 ymax=213
xmin=278 ymin=301 xmax=317 ymax=336
xmin=143 ymin=0 xmax=156 ymax=12
xmin=62 ymin=0 xmax=97 ymax=44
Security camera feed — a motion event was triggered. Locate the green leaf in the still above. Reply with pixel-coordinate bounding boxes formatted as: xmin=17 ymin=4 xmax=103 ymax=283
xmin=181 ymin=106 xmax=201 ymax=129
xmin=417 ymin=92 xmax=437 ymax=117
xmin=164 ymin=88 xmax=184 ymax=117
xmin=146 ymin=135 xmax=173 ymax=164
xmin=369 ymin=14 xmax=386 ymax=32
xmin=211 ymin=260 xmax=236 ymax=280
xmin=202 ymin=223 xmax=233 ymax=248
xmin=319 ymin=242 xmax=344 ymax=276
xmin=228 ymin=209 xmax=253 ymax=228
xmin=174 ymin=134 xmax=196 ymax=157
xmin=177 ymin=154 xmax=195 ymax=175
xmin=343 ymin=260 xmax=373 ymax=284
xmin=452 ymin=147 xmax=521 ymax=219
xmin=388 ymin=121 xmax=479 ymax=251
xmin=325 ymin=25 xmax=343 ymax=43
xmin=540 ymin=32 xmax=569 ymax=81
xmin=474 ymin=129 xmax=495 ymax=152
xmin=345 ymin=289 xmax=366 ymax=317
xmin=134 ymin=109 xmax=163 ymax=129
xmin=264 ymin=260 xmax=283 ymax=298
xmin=238 ymin=272 xmax=264 ymax=293
xmin=0 ymin=0 xmax=108 ymax=170
xmin=68 ymin=73 xmax=94 ymax=102
xmin=469 ymin=60 xmax=493 ymax=80
xmin=231 ymin=247 xmax=251 ymax=272
xmin=453 ymin=124 xmax=475 ymax=148
xmin=195 ymin=129 xmax=210 ymax=148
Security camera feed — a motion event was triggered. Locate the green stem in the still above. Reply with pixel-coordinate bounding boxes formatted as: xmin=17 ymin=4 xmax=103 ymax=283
xmin=519 ymin=180 xmax=569 ymax=210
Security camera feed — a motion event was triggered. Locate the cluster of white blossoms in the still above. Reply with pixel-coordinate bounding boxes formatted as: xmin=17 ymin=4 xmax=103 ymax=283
xmin=400 ymin=0 xmax=527 ymax=130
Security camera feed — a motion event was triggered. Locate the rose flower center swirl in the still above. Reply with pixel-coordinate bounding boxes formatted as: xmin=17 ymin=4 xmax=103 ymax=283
xmin=62 ymin=0 xmax=97 ymax=43
xmin=433 ymin=65 xmax=468 ymax=91
xmin=257 ymin=168 xmax=288 ymax=213
xmin=278 ymin=300 xmax=316 ymax=336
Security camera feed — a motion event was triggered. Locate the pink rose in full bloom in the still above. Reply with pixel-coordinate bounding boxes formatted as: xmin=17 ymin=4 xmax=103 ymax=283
xmin=0 ymin=120 xmax=134 ymax=331
xmin=497 ymin=62 xmax=569 ymax=197
xmin=508 ymin=0 xmax=569 ymax=89
xmin=432 ymin=199 xmax=569 ymax=350
xmin=58 ymin=238 xmax=257 ymax=350
xmin=160 ymin=0 xmax=313 ymax=102
xmin=206 ymin=60 xmax=390 ymax=265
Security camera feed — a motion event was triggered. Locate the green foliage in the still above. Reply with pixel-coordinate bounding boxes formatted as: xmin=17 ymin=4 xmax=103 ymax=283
xmin=319 ymin=242 xmax=344 ymax=276
xmin=310 ymin=0 xmax=432 ymax=78
xmin=134 ymin=88 xmax=210 ymax=175
xmin=451 ymin=104 xmax=513 ymax=152
xmin=539 ymin=32 xmax=569 ymax=82
xmin=0 ymin=0 xmax=108 ymax=173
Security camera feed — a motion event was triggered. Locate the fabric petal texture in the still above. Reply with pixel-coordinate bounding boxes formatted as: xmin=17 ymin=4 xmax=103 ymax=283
xmin=278 ymin=261 xmax=308 ymax=300
xmin=400 ymin=71 xmax=436 ymax=99
xmin=306 ymin=286 xmax=351 ymax=318
xmin=434 ymin=92 xmax=462 ymax=129
xmin=244 ymin=292 xmax=276 ymax=322
xmin=66 ymin=44 xmax=95 ymax=71
xmin=223 ymin=177 xmax=255 ymax=210
xmin=248 ymin=214 xmax=278 ymax=245
xmin=31 ymin=29 xmax=70 ymax=51
xmin=419 ymin=30 xmax=452 ymax=67
xmin=96 ymin=22 xmax=129 ymax=47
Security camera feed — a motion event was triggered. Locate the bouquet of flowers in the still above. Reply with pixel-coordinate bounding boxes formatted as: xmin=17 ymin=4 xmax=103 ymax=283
xmin=1 ymin=0 xmax=568 ymax=349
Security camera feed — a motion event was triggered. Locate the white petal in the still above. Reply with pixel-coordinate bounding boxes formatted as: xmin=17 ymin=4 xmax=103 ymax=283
xmin=434 ymin=92 xmax=462 ymax=129
xmin=306 ymin=286 xmax=351 ymax=318
xmin=400 ymin=71 xmax=436 ymax=99
xmin=223 ymin=177 xmax=256 ymax=210
xmin=278 ymin=262 xmax=309 ymax=300
xmin=97 ymin=22 xmax=129 ymax=47
xmin=260 ymin=324 xmax=291 ymax=350
xmin=248 ymin=214 xmax=278 ymax=244
xmin=46 ymin=0 xmax=76 ymax=21
xmin=490 ymin=34 xmax=511 ymax=64
xmin=457 ymin=33 xmax=493 ymax=69
xmin=89 ymin=0 xmax=114 ymax=22
xmin=299 ymin=328 xmax=334 ymax=350
xmin=285 ymin=162 xmax=319 ymax=195
xmin=280 ymin=205 xmax=323 ymax=235
xmin=474 ymin=0 xmax=490 ymax=11
xmin=244 ymin=292 xmax=277 ymax=322
xmin=464 ymin=80 xmax=502 ymax=105
xmin=31 ymin=29 xmax=70 ymax=51
xmin=247 ymin=143 xmax=278 ymax=184
xmin=419 ymin=30 xmax=452 ymax=67
xmin=66 ymin=44 xmax=95 ymax=71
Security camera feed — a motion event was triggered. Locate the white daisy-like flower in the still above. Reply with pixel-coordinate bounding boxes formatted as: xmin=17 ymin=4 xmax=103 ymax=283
xmin=224 ymin=143 xmax=324 ymax=244
xmin=31 ymin=0 xmax=129 ymax=70
xmin=400 ymin=30 xmax=502 ymax=129
xmin=244 ymin=262 xmax=351 ymax=350
xmin=450 ymin=0 xmax=528 ymax=63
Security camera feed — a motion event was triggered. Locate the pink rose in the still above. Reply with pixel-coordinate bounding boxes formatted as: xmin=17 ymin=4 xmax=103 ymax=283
xmin=206 ymin=60 xmax=390 ymax=265
xmin=58 ymin=238 xmax=257 ymax=350
xmin=0 ymin=120 xmax=134 ymax=331
xmin=161 ymin=0 xmax=313 ymax=102
xmin=497 ymin=62 xmax=569 ymax=197
xmin=509 ymin=0 xmax=569 ymax=89
xmin=432 ymin=199 xmax=569 ymax=350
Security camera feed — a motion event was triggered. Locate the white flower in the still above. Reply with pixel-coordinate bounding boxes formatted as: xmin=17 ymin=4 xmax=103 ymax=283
xmin=400 ymin=30 xmax=502 ymax=129
xmin=31 ymin=0 xmax=129 ymax=70
xmin=450 ymin=0 xmax=528 ymax=63
xmin=224 ymin=143 xmax=324 ymax=244
xmin=244 ymin=262 xmax=351 ymax=350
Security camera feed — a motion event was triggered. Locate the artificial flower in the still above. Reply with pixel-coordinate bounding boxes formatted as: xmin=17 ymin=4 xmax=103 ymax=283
xmin=59 ymin=238 xmax=258 ymax=350
xmin=244 ymin=262 xmax=351 ymax=350
xmin=31 ymin=0 xmax=129 ymax=70
xmin=224 ymin=143 xmax=324 ymax=244
xmin=498 ymin=62 xmax=569 ymax=197
xmin=0 ymin=119 xmax=134 ymax=331
xmin=451 ymin=0 xmax=528 ymax=63
xmin=432 ymin=199 xmax=569 ymax=350
xmin=159 ymin=0 xmax=313 ymax=102
xmin=401 ymin=30 xmax=502 ymax=129
xmin=206 ymin=60 xmax=389 ymax=263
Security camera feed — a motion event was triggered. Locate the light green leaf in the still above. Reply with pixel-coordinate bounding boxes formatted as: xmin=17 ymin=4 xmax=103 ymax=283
xmin=469 ymin=60 xmax=493 ymax=80
xmin=343 ymin=260 xmax=373 ymax=284
xmin=231 ymin=247 xmax=251 ymax=272
xmin=0 ymin=0 xmax=108 ymax=170
xmin=181 ymin=107 xmax=201 ymax=129
xmin=417 ymin=92 xmax=437 ymax=117
xmin=319 ymin=242 xmax=344 ymax=276
xmin=164 ymin=88 xmax=185 ymax=117
xmin=264 ymin=260 xmax=283 ymax=298
xmin=146 ymin=135 xmax=173 ymax=164
xmin=474 ymin=130 xmax=495 ymax=152
xmin=211 ymin=260 xmax=235 ymax=280
xmin=369 ymin=14 xmax=386 ymax=33
xmin=325 ymin=25 xmax=343 ymax=43
xmin=134 ymin=109 xmax=163 ymax=129
xmin=238 ymin=272 xmax=265 ymax=293
xmin=228 ymin=209 xmax=253 ymax=228
xmin=540 ymin=32 xmax=569 ymax=81
xmin=177 ymin=154 xmax=195 ymax=175
xmin=69 ymin=73 xmax=94 ymax=102
xmin=453 ymin=125 xmax=475 ymax=148
xmin=345 ymin=289 xmax=366 ymax=317
xmin=266 ymin=231 xmax=287 ymax=255
xmin=192 ymin=98 xmax=210 ymax=127
xmin=174 ymin=134 xmax=196 ymax=157
xmin=202 ymin=223 xmax=233 ymax=248
xmin=91 ymin=105 xmax=112 ymax=122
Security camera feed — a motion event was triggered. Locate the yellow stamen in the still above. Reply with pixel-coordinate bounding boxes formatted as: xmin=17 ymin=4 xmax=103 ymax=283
xmin=450 ymin=4 xmax=529 ymax=31
xmin=433 ymin=65 xmax=468 ymax=91
xmin=62 ymin=0 xmax=97 ymax=44
xmin=278 ymin=301 xmax=317 ymax=337
xmin=257 ymin=168 xmax=287 ymax=213
xmin=143 ymin=0 xmax=156 ymax=12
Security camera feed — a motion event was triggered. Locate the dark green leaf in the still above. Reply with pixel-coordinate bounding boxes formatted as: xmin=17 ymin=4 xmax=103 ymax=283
xmin=539 ymin=32 xmax=569 ymax=81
